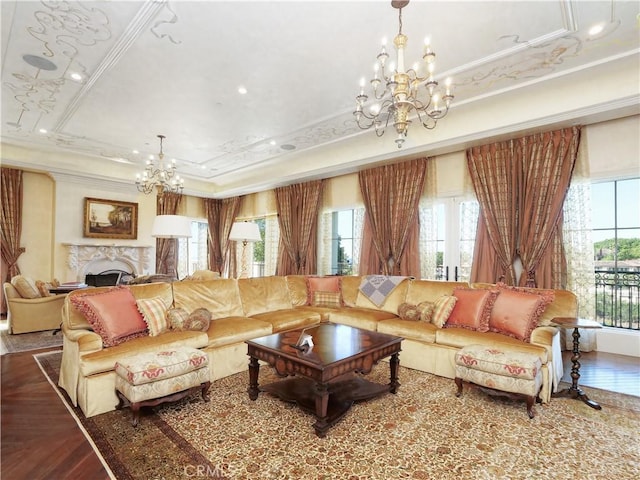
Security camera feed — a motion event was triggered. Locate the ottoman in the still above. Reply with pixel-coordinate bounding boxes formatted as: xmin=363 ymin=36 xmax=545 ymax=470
xmin=115 ymin=347 xmax=211 ymax=426
xmin=454 ymin=344 xmax=543 ymax=419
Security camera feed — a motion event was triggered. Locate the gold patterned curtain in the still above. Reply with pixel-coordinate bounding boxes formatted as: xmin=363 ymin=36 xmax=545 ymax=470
xmin=519 ymin=127 xmax=581 ymax=288
xmin=204 ymin=196 xmax=242 ymax=277
xmin=155 ymin=192 xmax=183 ymax=276
xmin=358 ymin=158 xmax=427 ymax=276
xmin=275 ymin=180 xmax=324 ymax=275
xmin=467 ymin=127 xmax=582 ymax=288
xmin=467 ymin=142 xmax=520 ymax=284
xmin=1 ymin=167 xmax=24 ymax=281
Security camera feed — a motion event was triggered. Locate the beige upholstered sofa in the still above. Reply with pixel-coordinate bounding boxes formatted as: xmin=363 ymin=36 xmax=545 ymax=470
xmin=58 ymin=275 xmax=577 ymax=418
xmin=3 ymin=279 xmax=66 ymax=334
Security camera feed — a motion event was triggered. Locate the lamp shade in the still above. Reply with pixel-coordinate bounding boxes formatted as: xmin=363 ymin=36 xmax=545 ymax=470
xmin=151 ymin=215 xmax=191 ymax=238
xmin=229 ymin=221 xmax=261 ymax=242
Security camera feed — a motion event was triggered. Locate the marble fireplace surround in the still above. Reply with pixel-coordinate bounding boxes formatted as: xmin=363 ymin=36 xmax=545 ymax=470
xmin=63 ymin=243 xmax=153 ymax=282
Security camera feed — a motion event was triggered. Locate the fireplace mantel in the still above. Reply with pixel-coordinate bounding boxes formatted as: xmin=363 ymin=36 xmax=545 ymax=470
xmin=62 ymin=243 xmax=153 ymax=281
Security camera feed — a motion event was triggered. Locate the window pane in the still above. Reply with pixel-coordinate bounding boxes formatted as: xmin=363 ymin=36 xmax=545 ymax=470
xmin=591 ymin=182 xmax=614 ymax=229
xmin=617 ymin=178 xmax=640 ymax=229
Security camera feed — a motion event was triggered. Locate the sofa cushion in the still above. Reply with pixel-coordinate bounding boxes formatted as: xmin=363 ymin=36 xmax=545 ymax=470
xmin=378 ymin=317 xmax=437 ymax=343
xmin=237 ymin=277 xmax=293 ymax=317
xmin=250 ymin=308 xmax=321 ymax=332
xmin=340 ymin=276 xmax=363 ymax=307
xmin=71 ymin=287 xmax=148 ymax=347
xmin=435 ymin=328 xmax=548 ymax=364
xmin=79 ymin=330 xmax=209 ymax=377
xmin=489 ymin=285 xmax=554 ymax=342
xmin=286 ymin=275 xmax=309 ymax=307
xmin=11 ymin=275 xmax=40 ymax=299
xmin=172 ymin=279 xmax=245 ymax=318
xmin=445 ymin=288 xmax=499 ymax=332
xmin=136 ymin=296 xmax=169 ymax=336
xmin=406 ymin=280 xmax=468 ymax=305
xmin=431 ymin=295 xmax=457 ymax=328
xmin=204 ymin=316 xmax=273 ymax=348
xmin=327 ymin=307 xmax=397 ymax=331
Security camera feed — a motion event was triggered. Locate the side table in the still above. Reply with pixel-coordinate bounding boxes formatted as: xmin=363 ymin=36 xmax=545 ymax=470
xmin=551 ymin=317 xmax=602 ymax=410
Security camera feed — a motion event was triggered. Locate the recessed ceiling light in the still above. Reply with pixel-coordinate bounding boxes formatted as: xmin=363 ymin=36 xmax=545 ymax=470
xmin=270 ymin=140 xmax=277 ymax=146
xmin=589 ymin=23 xmax=604 ymax=36
xmin=280 ymin=144 xmax=296 ymax=151
xmin=238 ymin=86 xmax=248 ymax=95
xmin=70 ymin=72 xmax=83 ymax=81
xmin=132 ymin=149 xmax=139 ymax=154
xmin=39 ymin=128 xmax=47 ymax=133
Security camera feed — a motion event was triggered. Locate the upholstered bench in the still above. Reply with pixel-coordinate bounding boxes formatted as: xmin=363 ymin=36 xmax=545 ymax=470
xmin=454 ymin=344 xmax=543 ymax=419
xmin=115 ymin=347 xmax=211 ymax=426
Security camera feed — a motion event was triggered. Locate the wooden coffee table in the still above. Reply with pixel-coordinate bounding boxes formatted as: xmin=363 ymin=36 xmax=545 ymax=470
xmin=246 ymin=323 xmax=403 ymax=437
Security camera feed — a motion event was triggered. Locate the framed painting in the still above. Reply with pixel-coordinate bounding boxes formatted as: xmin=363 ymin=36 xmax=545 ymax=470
xmin=84 ymin=197 xmax=138 ymax=239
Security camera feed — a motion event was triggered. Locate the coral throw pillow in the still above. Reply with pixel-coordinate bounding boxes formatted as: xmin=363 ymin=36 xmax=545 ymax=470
xmin=431 ymin=295 xmax=457 ymax=328
xmin=490 ymin=285 xmax=555 ymax=342
xmin=137 ymin=296 xmax=169 ymax=336
xmin=306 ymin=276 xmax=341 ymax=306
xmin=445 ymin=288 xmax=499 ymax=332
xmin=71 ymin=287 xmax=148 ymax=347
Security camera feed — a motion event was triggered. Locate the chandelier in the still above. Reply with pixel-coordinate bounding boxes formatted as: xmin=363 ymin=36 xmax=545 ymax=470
xmin=135 ymin=135 xmax=184 ymax=195
xmin=354 ymin=0 xmax=453 ymax=148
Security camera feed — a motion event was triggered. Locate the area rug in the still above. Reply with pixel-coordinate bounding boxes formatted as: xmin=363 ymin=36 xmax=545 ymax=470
xmin=0 ymin=328 xmax=62 ymax=355
xmin=35 ymin=351 xmax=640 ymax=480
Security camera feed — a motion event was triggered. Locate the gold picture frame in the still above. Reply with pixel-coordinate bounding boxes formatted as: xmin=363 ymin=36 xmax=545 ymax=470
xmin=83 ymin=197 xmax=138 ymax=239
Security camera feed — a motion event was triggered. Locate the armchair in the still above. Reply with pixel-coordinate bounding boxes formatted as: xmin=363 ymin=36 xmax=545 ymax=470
xmin=3 ymin=282 xmax=66 ymax=334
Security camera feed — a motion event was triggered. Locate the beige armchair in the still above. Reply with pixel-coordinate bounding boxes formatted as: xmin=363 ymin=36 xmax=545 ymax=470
xmin=3 ymin=282 xmax=66 ymax=334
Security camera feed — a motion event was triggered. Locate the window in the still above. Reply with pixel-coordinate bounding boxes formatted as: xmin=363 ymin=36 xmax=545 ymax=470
xmin=591 ymin=178 xmax=640 ymax=329
xmin=251 ymin=217 xmax=266 ymax=277
xmin=330 ymin=210 xmax=359 ymax=275
xmin=420 ymin=199 xmax=479 ymax=281
xmin=177 ymin=220 xmax=208 ymax=278
xmin=236 ymin=215 xmax=279 ymax=278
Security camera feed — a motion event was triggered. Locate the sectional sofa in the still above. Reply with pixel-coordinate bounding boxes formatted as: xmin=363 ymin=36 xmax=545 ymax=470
xmin=58 ymin=275 xmax=577 ymax=418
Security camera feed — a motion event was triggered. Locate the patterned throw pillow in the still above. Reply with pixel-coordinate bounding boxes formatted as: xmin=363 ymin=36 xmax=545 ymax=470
xmin=35 ymin=280 xmax=53 ymax=297
xmin=431 ymin=295 xmax=458 ymax=328
xmin=166 ymin=307 xmax=190 ymax=330
xmin=184 ymin=308 xmax=212 ymax=332
xmin=137 ymin=296 xmax=169 ymax=336
xmin=312 ymin=291 xmax=341 ymax=308
xmin=70 ymin=286 xmax=148 ymax=347
xmin=398 ymin=302 xmax=421 ymax=321
xmin=417 ymin=301 xmax=435 ymax=322
xmin=445 ymin=287 xmax=500 ymax=332
xmin=306 ymin=276 xmax=342 ymax=306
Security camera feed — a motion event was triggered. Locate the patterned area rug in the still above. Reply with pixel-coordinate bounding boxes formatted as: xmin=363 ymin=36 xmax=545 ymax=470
xmin=36 ymin=351 xmax=640 ymax=480
xmin=0 ymin=328 xmax=62 ymax=355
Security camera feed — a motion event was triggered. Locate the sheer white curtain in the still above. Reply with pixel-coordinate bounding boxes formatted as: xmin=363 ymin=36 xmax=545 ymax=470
xmin=264 ymin=215 xmax=280 ymax=276
xmin=419 ymin=158 xmax=438 ymax=279
xmin=563 ymin=137 xmax=597 ymax=351
xmin=352 ymin=208 xmax=365 ymax=275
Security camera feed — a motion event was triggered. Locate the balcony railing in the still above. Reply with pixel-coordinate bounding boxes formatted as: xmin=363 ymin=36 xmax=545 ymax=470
xmin=594 ymin=270 xmax=640 ymax=330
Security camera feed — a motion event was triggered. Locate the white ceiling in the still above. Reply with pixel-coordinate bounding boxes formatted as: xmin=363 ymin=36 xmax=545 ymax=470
xmin=1 ymin=0 xmax=639 ymax=197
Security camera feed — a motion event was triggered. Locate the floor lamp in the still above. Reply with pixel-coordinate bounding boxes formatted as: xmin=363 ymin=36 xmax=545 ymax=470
xmin=229 ymin=221 xmax=261 ymax=278
xmin=151 ymin=215 xmax=192 ymax=279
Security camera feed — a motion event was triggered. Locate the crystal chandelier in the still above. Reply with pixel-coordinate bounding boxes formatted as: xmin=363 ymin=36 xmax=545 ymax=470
xmin=135 ymin=135 xmax=184 ymax=195
xmin=354 ymin=0 xmax=453 ymax=148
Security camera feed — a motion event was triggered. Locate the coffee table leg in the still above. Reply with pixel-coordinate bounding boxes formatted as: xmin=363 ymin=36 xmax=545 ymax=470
xmin=389 ymin=352 xmax=400 ymax=394
xmin=247 ymin=356 xmax=260 ymax=401
xmin=313 ymin=383 xmax=330 ymax=438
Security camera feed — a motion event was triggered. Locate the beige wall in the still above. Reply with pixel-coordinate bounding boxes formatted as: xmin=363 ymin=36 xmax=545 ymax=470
xmin=8 ymin=115 xmax=639 ymax=283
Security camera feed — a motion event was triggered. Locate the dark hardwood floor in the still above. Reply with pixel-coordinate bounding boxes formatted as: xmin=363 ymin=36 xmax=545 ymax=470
xmin=1 ymin=347 xmax=638 ymax=480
